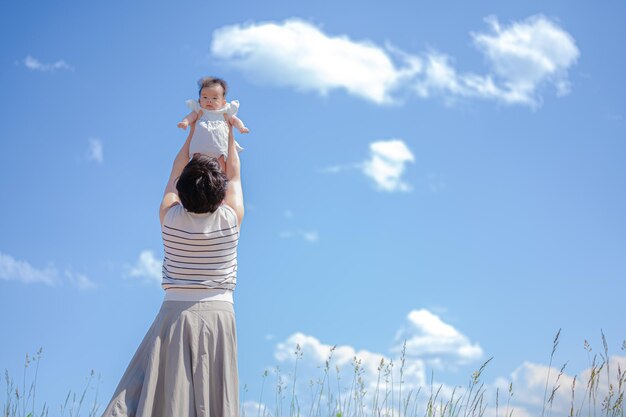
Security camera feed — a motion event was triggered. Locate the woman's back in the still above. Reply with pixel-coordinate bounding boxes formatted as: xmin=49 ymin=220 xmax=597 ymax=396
xmin=161 ymin=204 xmax=239 ymax=292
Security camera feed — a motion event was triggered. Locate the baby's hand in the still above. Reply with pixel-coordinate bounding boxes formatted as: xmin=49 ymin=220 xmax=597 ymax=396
xmin=177 ymin=120 xmax=189 ymax=130
xmin=238 ymin=126 xmax=250 ymax=134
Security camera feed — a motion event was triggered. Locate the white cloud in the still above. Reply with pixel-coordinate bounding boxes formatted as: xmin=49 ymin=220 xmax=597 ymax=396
xmin=211 ymin=19 xmax=419 ymax=104
xmin=471 ymin=15 xmax=580 ymax=105
xmin=271 ymin=309 xmax=485 ymax=407
xmin=393 ymin=309 xmax=483 ymax=366
xmin=280 ymin=210 xmax=319 ymax=243
xmin=323 ymin=140 xmax=415 ymax=192
xmin=319 ymin=162 xmax=363 ymax=175
xmin=211 ymin=16 xmax=578 ymax=108
xmin=275 ymin=331 xmax=427 ymax=393
xmin=414 ymin=15 xmax=580 ymax=107
xmin=363 ymin=139 xmax=415 ymax=192
xmin=0 ymin=251 xmax=57 ymax=285
xmin=301 ymin=231 xmax=319 ymax=242
xmin=266 ymin=310 xmax=493 ymax=416
xmin=278 ymin=229 xmax=319 ymax=243
xmin=489 ymin=355 xmax=626 ymax=416
xmin=127 ymin=250 xmax=162 ymax=284
xmin=87 ymin=138 xmax=103 ymax=164
xmin=413 ymin=52 xmax=523 ymax=105
xmin=481 ymin=405 xmax=535 ymax=417
xmin=242 ymin=401 xmax=271 ymax=417
xmin=65 ymin=270 xmax=97 ymax=290
xmin=265 ymin=310 xmax=625 ymax=417
xmin=414 ymin=53 xmax=464 ymax=99
xmin=23 ymin=55 xmax=74 ymax=72
xmin=0 ymin=251 xmax=95 ymax=290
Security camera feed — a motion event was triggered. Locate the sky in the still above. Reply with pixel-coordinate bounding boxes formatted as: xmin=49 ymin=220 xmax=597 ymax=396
xmin=1 ymin=0 xmax=625 ymax=416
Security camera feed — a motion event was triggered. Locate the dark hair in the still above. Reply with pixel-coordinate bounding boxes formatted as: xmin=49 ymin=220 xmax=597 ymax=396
xmin=176 ymin=155 xmax=228 ymax=214
xmin=197 ymin=76 xmax=228 ymax=97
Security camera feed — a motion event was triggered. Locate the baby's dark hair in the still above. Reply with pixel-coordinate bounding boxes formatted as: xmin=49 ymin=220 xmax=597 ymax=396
xmin=197 ymin=77 xmax=228 ymax=97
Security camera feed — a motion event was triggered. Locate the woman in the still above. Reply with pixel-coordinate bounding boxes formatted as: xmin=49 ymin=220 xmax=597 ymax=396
xmin=101 ymin=121 xmax=244 ymax=417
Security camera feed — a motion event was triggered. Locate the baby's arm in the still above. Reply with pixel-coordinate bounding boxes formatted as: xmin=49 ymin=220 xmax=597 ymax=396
xmin=177 ymin=110 xmax=200 ymax=130
xmin=227 ymin=114 xmax=249 ymax=134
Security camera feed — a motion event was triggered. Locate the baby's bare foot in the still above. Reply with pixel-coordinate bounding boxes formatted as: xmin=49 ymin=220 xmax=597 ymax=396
xmin=177 ymin=121 xmax=189 ymax=129
xmin=238 ymin=126 xmax=250 ymax=134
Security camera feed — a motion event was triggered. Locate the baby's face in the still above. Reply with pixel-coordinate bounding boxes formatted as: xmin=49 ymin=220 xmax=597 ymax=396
xmin=199 ymin=85 xmax=226 ymax=110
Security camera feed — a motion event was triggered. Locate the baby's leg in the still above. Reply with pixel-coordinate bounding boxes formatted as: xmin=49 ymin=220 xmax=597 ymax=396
xmin=231 ymin=115 xmax=249 ymax=134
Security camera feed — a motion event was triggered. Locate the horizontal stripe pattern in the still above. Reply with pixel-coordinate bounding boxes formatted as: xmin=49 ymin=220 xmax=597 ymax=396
xmin=161 ymin=204 xmax=239 ymax=291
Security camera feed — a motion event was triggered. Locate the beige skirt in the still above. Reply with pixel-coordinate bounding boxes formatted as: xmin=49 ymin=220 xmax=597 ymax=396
xmin=100 ymin=301 xmax=238 ymax=417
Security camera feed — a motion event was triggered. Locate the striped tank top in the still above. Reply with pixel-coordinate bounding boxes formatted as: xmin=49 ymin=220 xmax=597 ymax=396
xmin=161 ymin=203 xmax=239 ymax=292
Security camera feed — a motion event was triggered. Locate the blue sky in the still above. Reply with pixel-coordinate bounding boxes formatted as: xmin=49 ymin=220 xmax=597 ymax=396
xmin=1 ymin=0 xmax=625 ymax=416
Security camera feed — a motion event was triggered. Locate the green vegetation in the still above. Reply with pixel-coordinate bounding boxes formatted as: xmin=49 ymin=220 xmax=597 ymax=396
xmin=3 ymin=331 xmax=625 ymax=417
xmin=249 ymin=331 xmax=625 ymax=417
xmin=3 ymin=348 xmax=100 ymax=417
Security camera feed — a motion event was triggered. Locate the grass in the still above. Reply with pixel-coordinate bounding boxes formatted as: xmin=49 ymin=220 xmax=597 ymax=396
xmin=3 ymin=331 xmax=625 ymax=417
xmin=3 ymin=348 xmax=101 ymax=417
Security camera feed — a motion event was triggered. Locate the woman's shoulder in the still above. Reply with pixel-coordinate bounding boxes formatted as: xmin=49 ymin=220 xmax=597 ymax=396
xmin=165 ymin=204 xmax=235 ymax=225
xmin=162 ymin=203 xmax=183 ymax=225
xmin=219 ymin=204 xmax=239 ymax=227
xmin=163 ymin=204 xmax=236 ymax=226
xmin=219 ymin=203 xmax=237 ymax=217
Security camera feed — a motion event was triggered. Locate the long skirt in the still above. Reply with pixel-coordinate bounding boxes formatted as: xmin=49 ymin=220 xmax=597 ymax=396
xmin=100 ymin=301 xmax=238 ymax=417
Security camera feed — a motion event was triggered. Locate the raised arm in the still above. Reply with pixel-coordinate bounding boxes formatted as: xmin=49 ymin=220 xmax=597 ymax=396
xmin=177 ymin=110 xmax=200 ymax=130
xmin=159 ymin=125 xmax=193 ymax=224
xmin=223 ymin=123 xmax=244 ymax=227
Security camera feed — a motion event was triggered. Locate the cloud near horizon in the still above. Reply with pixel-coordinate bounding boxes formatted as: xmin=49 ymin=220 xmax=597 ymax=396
xmin=211 ymin=15 xmax=579 ymax=107
xmin=268 ymin=311 xmax=625 ymax=417
xmin=274 ymin=330 xmax=428 ymax=398
xmin=393 ymin=309 xmax=483 ymax=366
xmin=490 ymin=355 xmax=626 ymax=415
xmin=272 ymin=309 xmax=481 ymax=398
xmin=267 ymin=309 xmax=483 ymax=416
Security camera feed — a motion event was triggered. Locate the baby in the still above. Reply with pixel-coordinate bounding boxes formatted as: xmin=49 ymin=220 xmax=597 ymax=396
xmin=178 ymin=77 xmax=249 ymax=171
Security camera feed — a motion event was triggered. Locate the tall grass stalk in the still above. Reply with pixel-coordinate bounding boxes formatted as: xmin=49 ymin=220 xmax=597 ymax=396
xmin=258 ymin=370 xmax=269 ymax=417
xmin=4 ymin=333 xmax=626 ymax=417
xmin=541 ymin=328 xmax=561 ymax=417
xmin=254 ymin=332 xmax=624 ymax=417
xmin=291 ymin=344 xmax=303 ymax=417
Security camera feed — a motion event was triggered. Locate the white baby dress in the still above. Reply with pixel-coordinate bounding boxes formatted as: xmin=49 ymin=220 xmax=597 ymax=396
xmin=186 ymin=99 xmax=243 ymax=160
